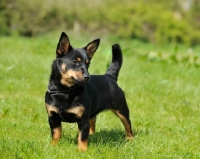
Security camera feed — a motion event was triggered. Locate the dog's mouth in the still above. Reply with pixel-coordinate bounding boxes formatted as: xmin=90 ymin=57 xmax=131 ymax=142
xmin=71 ymin=76 xmax=86 ymax=85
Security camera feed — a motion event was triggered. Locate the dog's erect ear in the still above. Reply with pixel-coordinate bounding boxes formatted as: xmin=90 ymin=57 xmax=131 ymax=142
xmin=56 ymin=32 xmax=72 ymax=57
xmin=84 ymin=39 xmax=100 ymax=59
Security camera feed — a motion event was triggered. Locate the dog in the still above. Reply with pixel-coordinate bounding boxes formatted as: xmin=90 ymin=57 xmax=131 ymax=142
xmin=45 ymin=32 xmax=133 ymax=151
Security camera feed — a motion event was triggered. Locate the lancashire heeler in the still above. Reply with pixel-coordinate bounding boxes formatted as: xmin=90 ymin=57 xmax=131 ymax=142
xmin=45 ymin=32 xmax=133 ymax=151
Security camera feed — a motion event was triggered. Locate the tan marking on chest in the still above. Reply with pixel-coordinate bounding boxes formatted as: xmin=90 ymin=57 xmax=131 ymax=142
xmin=45 ymin=104 xmax=59 ymax=116
xmin=66 ymin=105 xmax=85 ymax=118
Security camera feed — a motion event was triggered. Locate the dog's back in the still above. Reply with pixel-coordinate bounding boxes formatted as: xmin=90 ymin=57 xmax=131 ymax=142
xmin=86 ymin=44 xmax=128 ymax=117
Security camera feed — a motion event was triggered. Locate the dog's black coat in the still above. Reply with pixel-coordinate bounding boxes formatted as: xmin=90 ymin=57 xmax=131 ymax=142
xmin=45 ymin=32 xmax=133 ymax=151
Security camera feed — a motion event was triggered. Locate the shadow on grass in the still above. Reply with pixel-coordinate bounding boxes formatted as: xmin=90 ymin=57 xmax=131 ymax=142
xmin=89 ymin=130 xmax=128 ymax=146
xmin=62 ymin=129 xmax=136 ymax=147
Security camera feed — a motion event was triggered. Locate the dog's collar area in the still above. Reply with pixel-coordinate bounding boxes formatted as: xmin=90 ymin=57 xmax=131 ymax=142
xmin=47 ymin=85 xmax=78 ymax=94
xmin=47 ymin=89 xmax=70 ymax=94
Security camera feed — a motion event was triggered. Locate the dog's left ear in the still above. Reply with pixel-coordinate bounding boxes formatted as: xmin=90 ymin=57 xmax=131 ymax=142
xmin=84 ymin=39 xmax=100 ymax=59
xmin=56 ymin=32 xmax=72 ymax=58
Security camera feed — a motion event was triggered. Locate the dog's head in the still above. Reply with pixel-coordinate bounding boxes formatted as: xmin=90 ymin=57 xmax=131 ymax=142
xmin=52 ymin=32 xmax=100 ymax=88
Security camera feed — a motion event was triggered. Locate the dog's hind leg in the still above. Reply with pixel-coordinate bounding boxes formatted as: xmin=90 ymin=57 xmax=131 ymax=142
xmin=89 ymin=117 xmax=96 ymax=135
xmin=112 ymin=109 xmax=133 ymax=140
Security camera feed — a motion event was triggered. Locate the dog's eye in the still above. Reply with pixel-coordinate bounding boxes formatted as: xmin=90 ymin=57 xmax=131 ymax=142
xmin=71 ymin=60 xmax=78 ymax=64
xmin=85 ymin=60 xmax=90 ymax=66
xmin=86 ymin=62 xmax=90 ymax=66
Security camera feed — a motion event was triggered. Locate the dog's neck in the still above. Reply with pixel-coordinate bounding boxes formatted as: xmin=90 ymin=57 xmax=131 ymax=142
xmin=47 ymin=79 xmax=78 ymax=94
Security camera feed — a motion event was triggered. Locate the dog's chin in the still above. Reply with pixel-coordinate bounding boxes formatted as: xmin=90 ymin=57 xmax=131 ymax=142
xmin=71 ymin=77 xmax=87 ymax=85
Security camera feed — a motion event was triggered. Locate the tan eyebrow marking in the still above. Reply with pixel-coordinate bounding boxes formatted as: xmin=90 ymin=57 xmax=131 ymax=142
xmin=86 ymin=60 xmax=89 ymax=64
xmin=77 ymin=57 xmax=81 ymax=62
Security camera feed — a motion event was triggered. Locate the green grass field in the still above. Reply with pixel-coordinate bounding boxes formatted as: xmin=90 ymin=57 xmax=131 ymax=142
xmin=0 ymin=32 xmax=200 ymax=158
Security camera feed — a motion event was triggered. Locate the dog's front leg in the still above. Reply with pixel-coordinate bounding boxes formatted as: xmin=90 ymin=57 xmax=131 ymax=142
xmin=77 ymin=120 xmax=90 ymax=151
xmin=48 ymin=114 xmax=62 ymax=145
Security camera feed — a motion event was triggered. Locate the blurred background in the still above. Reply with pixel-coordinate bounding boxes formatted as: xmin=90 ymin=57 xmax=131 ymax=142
xmin=0 ymin=0 xmax=200 ymax=46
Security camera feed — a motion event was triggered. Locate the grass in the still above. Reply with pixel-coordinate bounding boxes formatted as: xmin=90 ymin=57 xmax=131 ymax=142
xmin=0 ymin=31 xmax=200 ymax=158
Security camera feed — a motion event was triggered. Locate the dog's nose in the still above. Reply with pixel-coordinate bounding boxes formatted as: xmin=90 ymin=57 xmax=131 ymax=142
xmin=83 ymin=74 xmax=90 ymax=81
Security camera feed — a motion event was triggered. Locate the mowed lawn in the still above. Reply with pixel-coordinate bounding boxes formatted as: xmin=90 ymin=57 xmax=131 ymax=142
xmin=0 ymin=32 xmax=200 ymax=158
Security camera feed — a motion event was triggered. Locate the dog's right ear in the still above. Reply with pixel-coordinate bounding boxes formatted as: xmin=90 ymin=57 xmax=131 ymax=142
xmin=56 ymin=32 xmax=72 ymax=58
xmin=84 ymin=39 xmax=100 ymax=60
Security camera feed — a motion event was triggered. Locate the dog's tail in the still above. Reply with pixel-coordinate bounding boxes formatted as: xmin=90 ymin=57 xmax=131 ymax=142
xmin=105 ymin=44 xmax=122 ymax=81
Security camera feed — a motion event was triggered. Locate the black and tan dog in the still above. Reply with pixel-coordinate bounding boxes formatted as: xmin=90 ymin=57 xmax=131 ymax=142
xmin=45 ymin=32 xmax=133 ymax=151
